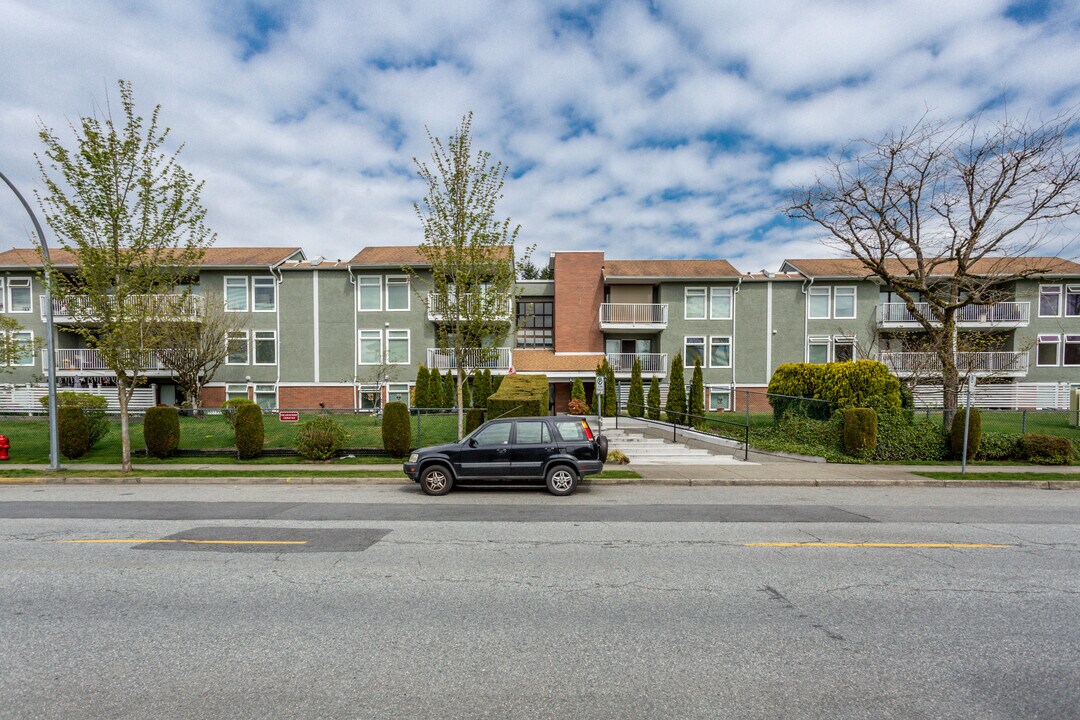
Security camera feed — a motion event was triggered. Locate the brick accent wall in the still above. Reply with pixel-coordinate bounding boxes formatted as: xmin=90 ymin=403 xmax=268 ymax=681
xmin=739 ymin=388 xmax=772 ymax=413
xmin=553 ymin=382 xmax=571 ymax=413
xmin=279 ymin=385 xmax=355 ymax=409
xmin=554 ymin=252 xmax=604 ymax=353
xmin=201 ymin=386 xmax=226 ymax=408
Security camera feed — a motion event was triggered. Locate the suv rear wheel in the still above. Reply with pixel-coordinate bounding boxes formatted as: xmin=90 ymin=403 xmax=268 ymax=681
xmin=420 ymin=465 xmax=453 ymax=496
xmin=545 ymin=465 xmax=578 ymax=496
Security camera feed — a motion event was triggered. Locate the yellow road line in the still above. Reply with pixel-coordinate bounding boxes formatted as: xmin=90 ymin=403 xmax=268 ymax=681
xmin=745 ymin=542 xmax=1009 ymax=548
xmin=56 ymin=539 xmax=307 ymax=545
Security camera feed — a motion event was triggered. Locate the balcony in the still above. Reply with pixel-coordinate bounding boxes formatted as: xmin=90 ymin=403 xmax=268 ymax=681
xmin=599 ymin=303 xmax=668 ymax=332
xmin=426 ymin=347 xmax=513 ymax=372
xmin=426 ymin=293 xmax=513 ymax=323
xmin=880 ymin=351 xmax=1030 ymax=378
xmin=877 ymin=302 xmax=1030 ymax=328
xmin=41 ymin=348 xmax=176 ymax=376
xmin=606 ymin=352 xmax=668 ymax=376
xmin=43 ymin=294 xmax=204 ymax=324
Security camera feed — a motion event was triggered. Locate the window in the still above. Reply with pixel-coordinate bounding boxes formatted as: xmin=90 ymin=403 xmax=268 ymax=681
xmin=515 ymin=300 xmax=553 ymax=349
xmin=386 ymin=276 xmax=410 ymax=311
xmin=1067 ymin=285 xmax=1080 ymax=317
xmin=709 ymin=336 xmax=731 ymax=368
xmin=684 ymin=288 xmax=706 ymax=320
xmin=553 ymin=420 xmax=587 ymax=442
xmin=225 ymin=277 xmax=249 ymax=312
xmin=833 ymin=337 xmax=856 ymax=362
xmin=252 ymin=277 xmax=276 ymax=312
xmin=253 ymin=330 xmax=276 ymax=365
xmin=684 ymin=336 xmax=705 ymax=367
xmin=708 ymin=387 xmax=731 ymax=412
xmin=6 ymin=331 xmax=34 ymax=365
xmin=808 ymin=336 xmax=830 ymax=364
xmin=833 ymin=287 xmax=856 ymax=319
xmin=808 ymin=286 xmax=830 ymax=319
xmin=388 ymin=383 xmax=410 ymax=406
xmin=8 ymin=278 xmax=31 ymax=313
xmin=473 ymin=422 xmax=511 ymax=446
xmin=1039 ymin=285 xmax=1062 ymax=317
xmin=359 ymin=330 xmax=382 ymax=364
xmin=358 ymin=276 xmax=381 ymax=311
xmin=359 ymin=384 xmax=381 ymax=410
xmin=1064 ymin=335 xmax=1080 ymax=367
xmin=710 ymin=287 xmax=732 ymax=320
xmin=226 ymin=384 xmax=248 ymax=401
xmin=1037 ymin=334 xmax=1060 ymax=366
xmin=0 ymin=279 xmax=5 ymax=312
xmin=386 ymin=329 xmax=409 ymax=364
xmin=514 ymin=420 xmax=551 ymax=444
xmin=254 ymin=384 xmax=276 ymax=409
xmin=226 ymin=331 xmax=248 ymax=365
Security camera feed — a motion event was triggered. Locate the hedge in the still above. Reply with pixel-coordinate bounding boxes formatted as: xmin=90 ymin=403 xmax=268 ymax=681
xmin=1020 ymin=434 xmax=1075 ymax=465
xmin=843 ymin=408 xmax=878 ymax=457
xmin=465 ymin=408 xmax=485 ymax=435
xmin=235 ymin=404 xmax=265 ymax=459
xmin=382 ymin=402 xmax=411 ymax=456
xmin=768 ymin=360 xmax=901 ymax=420
xmin=873 ymin=413 xmax=949 ymax=462
xmin=58 ymin=406 xmax=89 ymax=460
xmin=487 ymin=374 xmax=549 ymax=419
xmin=950 ymin=408 xmax=982 ymax=460
xmin=222 ymin=398 xmax=257 ymax=431
xmin=144 ymin=406 xmax=180 ymax=459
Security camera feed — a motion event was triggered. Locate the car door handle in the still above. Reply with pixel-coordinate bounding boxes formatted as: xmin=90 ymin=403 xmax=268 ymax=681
xmin=496 ymin=448 xmax=508 ymax=454
xmin=544 ymin=447 xmax=557 ymax=452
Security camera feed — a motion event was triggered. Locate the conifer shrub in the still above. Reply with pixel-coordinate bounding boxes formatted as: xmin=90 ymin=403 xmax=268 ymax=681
xmin=627 ymin=359 xmax=644 ymax=417
xmin=414 ymin=365 xmax=431 ymax=408
xmin=665 ymin=353 xmax=687 ymax=424
xmin=491 ymin=374 xmax=503 ymax=393
xmin=428 ymin=368 xmax=445 ymax=409
xmin=604 ymin=361 xmax=617 ymax=416
xmin=465 ymin=408 xmax=485 ymax=435
xmin=475 ymin=369 xmax=493 ymax=408
xmin=58 ymin=406 xmax=89 ymax=460
xmin=950 ymin=407 xmax=982 ymax=460
xmin=1020 ymin=434 xmax=1074 ymax=465
xmin=442 ymin=372 xmax=455 ymax=409
xmin=571 ymin=377 xmax=588 ymax=412
xmin=689 ymin=360 xmax=705 ymax=421
xmin=843 ymin=408 xmax=878 ymax=458
xmin=144 ymin=406 xmax=180 ymax=459
xmin=234 ymin=403 xmax=265 ymax=459
xmin=461 ymin=378 xmax=472 ymax=409
xmin=40 ymin=392 xmax=110 ymax=449
xmin=221 ymin=397 xmax=256 ymax=431
xmin=646 ymin=377 xmax=661 ymax=420
xmin=382 ymin=402 xmax=412 ymax=456
xmin=296 ymin=416 xmax=346 ymax=461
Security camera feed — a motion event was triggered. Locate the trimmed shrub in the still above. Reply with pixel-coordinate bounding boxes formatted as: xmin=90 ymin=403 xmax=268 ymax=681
xmin=646 ymin=377 xmax=661 ymax=420
xmin=487 ymin=374 xmax=549 ymax=419
xmin=689 ymin=360 xmax=705 ymax=421
xmin=475 ymin=369 xmax=493 ymax=408
xmin=1020 ymin=434 xmax=1075 ymax=465
xmin=222 ymin=397 xmax=256 ymax=431
xmin=768 ymin=360 xmax=901 ymax=420
xmin=428 ymin=368 xmax=444 ymax=409
xmin=843 ymin=408 xmax=878 ymax=458
xmin=40 ymin=392 xmax=110 ymax=449
xmin=491 ymin=374 xmax=503 ymax=393
xmin=950 ymin=408 xmax=982 ymax=460
xmin=296 ymin=416 xmax=346 ymax=461
xmin=604 ymin=361 xmax=617 ymax=416
xmin=665 ymin=353 xmax=687 ymax=424
xmin=414 ymin=365 xmax=431 ymax=408
xmin=627 ymin=359 xmax=644 ymax=418
xmin=234 ymin=403 xmax=265 ymax=459
xmin=978 ymin=432 xmax=1024 ymax=461
xmin=461 ymin=378 xmax=472 ymax=409
xmin=382 ymin=402 xmax=412 ymax=456
xmin=144 ymin=406 xmax=180 ymax=459
xmin=58 ymin=406 xmax=89 ymax=460
xmin=567 ymin=399 xmax=588 ymax=415
xmin=442 ymin=372 xmax=455 ymax=409
xmin=571 ymin=378 xmax=588 ymax=412
xmin=465 ymin=408 xmax=485 ymax=435
xmin=874 ymin=413 xmax=949 ymax=462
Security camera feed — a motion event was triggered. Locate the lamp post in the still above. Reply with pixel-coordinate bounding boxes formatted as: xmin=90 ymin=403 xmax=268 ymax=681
xmin=0 ymin=170 xmax=61 ymax=470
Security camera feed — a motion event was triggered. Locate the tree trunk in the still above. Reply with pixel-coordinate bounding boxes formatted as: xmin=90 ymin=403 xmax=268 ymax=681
xmin=117 ymin=376 xmax=132 ymax=472
xmin=456 ymin=368 xmax=464 ymax=440
xmin=939 ymin=320 xmax=959 ymax=432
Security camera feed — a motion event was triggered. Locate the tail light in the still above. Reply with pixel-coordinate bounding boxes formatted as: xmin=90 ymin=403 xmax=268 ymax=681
xmin=581 ymin=420 xmax=594 ymax=440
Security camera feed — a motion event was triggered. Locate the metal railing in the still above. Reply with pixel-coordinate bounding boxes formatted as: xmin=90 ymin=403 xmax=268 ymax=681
xmin=599 ymin=303 xmax=668 ymax=326
xmin=877 ymin=301 xmax=1030 ymax=325
xmin=880 ymin=351 xmax=1030 ymax=376
xmin=426 ymin=347 xmax=513 ymax=370
xmin=426 ymin=292 xmax=513 ymax=322
xmin=41 ymin=348 xmax=176 ymax=374
xmin=606 ymin=352 xmax=667 ymax=374
xmin=616 ymin=401 xmax=750 ymax=461
xmin=43 ymin=293 xmax=204 ymax=322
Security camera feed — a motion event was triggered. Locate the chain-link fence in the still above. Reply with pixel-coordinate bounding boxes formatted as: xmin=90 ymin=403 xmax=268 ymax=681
xmin=910 ymin=407 xmax=1079 ymax=438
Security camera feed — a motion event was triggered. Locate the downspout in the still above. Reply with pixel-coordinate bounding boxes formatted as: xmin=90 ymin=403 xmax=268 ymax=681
xmin=269 ymin=260 xmax=287 ymax=406
xmin=347 ymin=265 xmax=358 ymax=410
xmin=731 ymin=276 xmax=742 ymax=411
xmin=801 ymin=274 xmax=814 ymax=362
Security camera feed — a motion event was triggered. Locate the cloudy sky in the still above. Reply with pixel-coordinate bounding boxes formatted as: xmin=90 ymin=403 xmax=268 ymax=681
xmin=1 ymin=0 xmax=1078 ymax=271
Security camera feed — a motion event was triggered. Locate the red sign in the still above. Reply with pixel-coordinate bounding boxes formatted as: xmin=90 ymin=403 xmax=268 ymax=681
xmin=278 ymin=411 xmax=299 ymax=422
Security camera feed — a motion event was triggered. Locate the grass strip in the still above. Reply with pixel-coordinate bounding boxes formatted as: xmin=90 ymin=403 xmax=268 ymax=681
xmin=0 ymin=468 xmax=640 ymax=480
xmin=916 ymin=472 xmax=1080 ymax=481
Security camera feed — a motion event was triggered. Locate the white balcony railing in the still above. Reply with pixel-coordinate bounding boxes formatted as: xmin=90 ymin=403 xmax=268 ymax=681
xmin=606 ymin=352 xmax=668 ymax=374
xmin=41 ymin=348 xmax=176 ymax=374
xmin=43 ymin=294 xmax=204 ymax=322
xmin=426 ymin=347 xmax=513 ymax=371
xmin=599 ymin=303 xmax=668 ymax=328
xmin=880 ymin=351 xmax=1029 ymax=377
xmin=877 ymin=302 xmax=1030 ymax=326
xmin=426 ymin=293 xmax=513 ymax=322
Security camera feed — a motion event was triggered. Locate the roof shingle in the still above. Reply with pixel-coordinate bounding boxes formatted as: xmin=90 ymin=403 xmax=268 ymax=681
xmin=783 ymin=256 xmax=1080 ymax=278
xmin=0 ymin=247 xmax=304 ymax=268
xmin=349 ymin=245 xmax=512 ymax=267
xmin=604 ymin=259 xmax=740 ymax=279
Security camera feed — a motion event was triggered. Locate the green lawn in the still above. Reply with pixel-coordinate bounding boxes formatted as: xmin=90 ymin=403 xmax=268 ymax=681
xmin=915 ymin=472 xmax=1080 ymax=481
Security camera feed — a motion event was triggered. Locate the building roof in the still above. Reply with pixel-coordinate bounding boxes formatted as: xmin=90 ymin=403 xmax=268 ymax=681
xmin=604 ymin=259 xmax=741 ymax=280
xmin=512 ymin=350 xmax=605 ymax=373
xmin=0 ymin=246 xmax=304 ymax=268
xmin=782 ymin=256 xmax=1080 ymax=278
xmin=349 ymin=245 xmax=513 ymax=267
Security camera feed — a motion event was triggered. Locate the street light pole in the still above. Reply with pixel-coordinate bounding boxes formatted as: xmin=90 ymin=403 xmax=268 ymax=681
xmin=0 ymin=169 xmax=61 ymax=470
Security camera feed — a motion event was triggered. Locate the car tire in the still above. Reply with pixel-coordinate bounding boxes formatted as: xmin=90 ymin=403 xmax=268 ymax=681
xmin=545 ymin=465 xmax=578 ymax=496
xmin=597 ymin=435 xmax=609 ymax=463
xmin=420 ymin=465 xmax=453 ymax=496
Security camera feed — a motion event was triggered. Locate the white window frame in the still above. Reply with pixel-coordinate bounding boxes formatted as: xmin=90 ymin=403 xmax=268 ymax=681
xmin=385 ymin=275 xmax=410 ymax=312
xmin=1038 ymin=284 xmax=1062 ymax=318
xmin=252 ymin=277 xmax=276 ymax=312
xmin=253 ymin=383 xmax=277 ymax=409
xmin=684 ymin=336 xmax=705 ymax=367
xmin=684 ymin=287 xmax=706 ymax=320
xmin=807 ymin=335 xmax=830 ymax=364
xmin=7 ymin=278 xmax=31 ymax=314
xmin=386 ymin=329 xmax=410 ymax=365
xmin=252 ymin=330 xmax=277 ymax=366
xmin=1064 ymin=335 xmax=1080 ymax=367
xmin=226 ymin=384 xmax=249 ymax=401
xmin=709 ymin=287 xmax=732 ymax=320
xmin=387 ymin=383 xmax=411 ymax=407
xmin=224 ymin=276 xmax=249 ymax=312
xmin=225 ymin=331 xmax=248 ymax=365
xmin=833 ymin=286 xmax=857 ymax=319
xmin=708 ymin=385 xmax=731 ymax=412
xmin=1036 ymin=334 xmax=1061 ymax=367
xmin=0 ymin=278 xmax=6 ymax=313
xmin=358 ymin=384 xmax=382 ymax=410
xmin=708 ymin=336 xmax=732 ymax=368
xmin=357 ymin=275 xmax=382 ymax=312
xmin=832 ymin=336 xmax=856 ymax=362
xmin=1067 ymin=285 xmax=1080 ymax=318
xmin=808 ymin=286 xmax=830 ymax=319
xmin=358 ymin=329 xmax=383 ymax=365
xmin=5 ymin=330 xmax=34 ymax=366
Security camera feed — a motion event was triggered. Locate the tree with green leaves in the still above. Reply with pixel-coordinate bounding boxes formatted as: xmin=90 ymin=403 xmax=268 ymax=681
xmin=646 ymin=377 xmax=661 ymax=420
xmin=411 ymin=112 xmax=529 ymax=439
xmin=36 ymin=80 xmax=213 ymax=471
xmin=627 ymin=358 xmax=644 ymax=417
xmin=665 ymin=354 xmax=687 ymax=425
xmin=414 ymin=365 xmax=431 ymax=408
xmin=689 ymin=360 xmax=705 ymax=421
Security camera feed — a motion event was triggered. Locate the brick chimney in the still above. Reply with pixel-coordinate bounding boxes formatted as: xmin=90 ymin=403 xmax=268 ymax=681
xmin=553 ymin=251 xmax=604 ymax=353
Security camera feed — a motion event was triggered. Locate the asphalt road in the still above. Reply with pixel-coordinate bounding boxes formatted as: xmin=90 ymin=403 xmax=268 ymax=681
xmin=1 ymin=484 xmax=1078 ymax=720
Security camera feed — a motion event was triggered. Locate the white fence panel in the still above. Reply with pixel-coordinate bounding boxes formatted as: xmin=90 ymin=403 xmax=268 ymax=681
xmin=912 ymin=382 xmax=1074 ymax=409
xmin=0 ymin=385 xmax=158 ymax=412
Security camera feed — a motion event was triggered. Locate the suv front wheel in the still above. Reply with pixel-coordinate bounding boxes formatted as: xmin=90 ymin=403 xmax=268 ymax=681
xmin=420 ymin=465 xmax=454 ymax=496
xmin=545 ymin=465 xmax=578 ymax=496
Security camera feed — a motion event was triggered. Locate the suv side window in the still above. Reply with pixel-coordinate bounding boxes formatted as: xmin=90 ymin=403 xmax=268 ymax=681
xmin=473 ymin=423 xmax=512 ymax=446
xmin=553 ymin=420 xmax=587 ymax=442
xmin=515 ymin=421 xmax=550 ymax=444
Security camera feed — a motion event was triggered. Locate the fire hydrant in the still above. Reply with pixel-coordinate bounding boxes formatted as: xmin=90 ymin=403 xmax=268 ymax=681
xmin=0 ymin=435 xmax=10 ymax=461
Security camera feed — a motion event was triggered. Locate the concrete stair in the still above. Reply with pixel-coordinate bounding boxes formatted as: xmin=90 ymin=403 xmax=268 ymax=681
xmin=602 ymin=428 xmax=749 ymax=465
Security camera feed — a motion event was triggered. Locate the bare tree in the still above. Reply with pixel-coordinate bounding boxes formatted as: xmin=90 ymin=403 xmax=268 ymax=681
xmin=789 ymin=113 xmax=1080 ymax=418
xmin=155 ymin=292 xmax=246 ymax=410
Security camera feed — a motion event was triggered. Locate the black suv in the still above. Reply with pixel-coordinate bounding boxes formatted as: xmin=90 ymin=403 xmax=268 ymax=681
xmin=403 ymin=417 xmax=608 ymax=496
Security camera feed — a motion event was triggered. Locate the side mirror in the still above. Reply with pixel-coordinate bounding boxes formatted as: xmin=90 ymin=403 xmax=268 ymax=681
xmin=468 ymin=438 xmax=478 ymax=448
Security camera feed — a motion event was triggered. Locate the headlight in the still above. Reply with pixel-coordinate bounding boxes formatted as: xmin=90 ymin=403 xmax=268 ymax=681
xmin=408 ymin=453 xmax=418 ymax=463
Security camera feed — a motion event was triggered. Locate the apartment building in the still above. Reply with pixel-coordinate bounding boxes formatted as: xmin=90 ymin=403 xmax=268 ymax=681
xmin=0 ymin=246 xmax=1077 ymax=411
